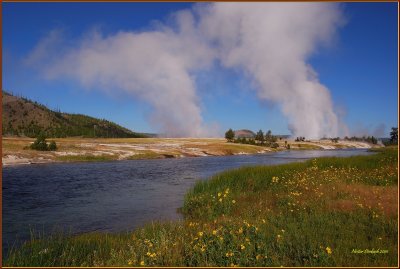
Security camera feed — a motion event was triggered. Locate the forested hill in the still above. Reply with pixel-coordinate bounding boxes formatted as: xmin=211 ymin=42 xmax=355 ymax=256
xmin=2 ymin=91 xmax=148 ymax=138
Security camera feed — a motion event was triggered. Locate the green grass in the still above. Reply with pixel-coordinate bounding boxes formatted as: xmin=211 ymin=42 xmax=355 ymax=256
xmin=293 ymin=143 xmax=321 ymax=150
xmin=5 ymin=147 xmax=398 ymax=267
xmin=55 ymin=154 xmax=117 ymax=162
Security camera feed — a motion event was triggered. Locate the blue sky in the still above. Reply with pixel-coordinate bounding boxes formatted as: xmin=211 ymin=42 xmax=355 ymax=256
xmin=2 ymin=2 xmax=398 ymax=137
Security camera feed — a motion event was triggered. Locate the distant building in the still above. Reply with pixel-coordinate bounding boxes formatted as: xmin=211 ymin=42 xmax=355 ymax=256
xmin=234 ymin=129 xmax=256 ymax=139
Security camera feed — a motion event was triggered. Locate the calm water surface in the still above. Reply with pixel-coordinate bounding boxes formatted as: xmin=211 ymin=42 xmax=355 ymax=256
xmin=3 ymin=149 xmax=372 ymax=253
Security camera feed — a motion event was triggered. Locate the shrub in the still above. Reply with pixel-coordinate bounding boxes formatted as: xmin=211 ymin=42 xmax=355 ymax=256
xmin=30 ymin=135 xmax=57 ymax=151
xmin=270 ymin=142 xmax=279 ymax=148
xmin=48 ymin=141 xmax=57 ymax=151
xmin=30 ymin=134 xmax=49 ymax=151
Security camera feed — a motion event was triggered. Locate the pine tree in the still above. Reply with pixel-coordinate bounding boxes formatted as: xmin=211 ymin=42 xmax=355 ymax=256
xmin=255 ymin=129 xmax=265 ymax=144
xmin=225 ymin=128 xmax=235 ymax=142
xmin=390 ymin=127 xmax=398 ymax=144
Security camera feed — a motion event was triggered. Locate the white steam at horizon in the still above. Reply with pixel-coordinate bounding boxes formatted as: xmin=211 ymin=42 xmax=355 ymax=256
xmin=26 ymin=3 xmax=348 ymax=138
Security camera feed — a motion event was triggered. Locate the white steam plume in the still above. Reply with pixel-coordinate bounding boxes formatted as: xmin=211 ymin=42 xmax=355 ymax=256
xmin=27 ymin=11 xmax=215 ymax=137
xmin=27 ymin=3 xmax=345 ymax=138
xmin=198 ymin=2 xmax=344 ymax=138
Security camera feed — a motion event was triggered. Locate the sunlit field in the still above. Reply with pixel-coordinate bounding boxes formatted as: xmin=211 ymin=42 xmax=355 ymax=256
xmin=4 ymin=147 xmax=398 ymax=267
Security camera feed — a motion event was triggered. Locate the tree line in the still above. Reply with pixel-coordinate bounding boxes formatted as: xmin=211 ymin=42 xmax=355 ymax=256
xmin=224 ymin=127 xmax=398 ymax=148
xmin=225 ymin=129 xmax=281 ymax=148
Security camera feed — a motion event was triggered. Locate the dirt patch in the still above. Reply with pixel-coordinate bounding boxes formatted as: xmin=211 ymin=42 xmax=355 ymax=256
xmin=325 ymin=182 xmax=398 ymax=217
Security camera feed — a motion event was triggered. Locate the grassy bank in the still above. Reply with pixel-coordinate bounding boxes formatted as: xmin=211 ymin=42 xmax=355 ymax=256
xmin=4 ymin=147 xmax=398 ymax=267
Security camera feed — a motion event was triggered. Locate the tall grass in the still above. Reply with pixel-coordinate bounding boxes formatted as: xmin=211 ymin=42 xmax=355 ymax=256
xmin=4 ymin=147 xmax=398 ymax=266
xmin=55 ymin=154 xmax=118 ymax=162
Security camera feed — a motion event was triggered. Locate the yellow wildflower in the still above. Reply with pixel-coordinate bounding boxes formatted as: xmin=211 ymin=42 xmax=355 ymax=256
xmin=219 ymin=198 xmax=223 ymax=202
xmin=140 ymin=261 xmax=145 ymax=266
xmin=232 ymin=200 xmax=236 ymax=204
xmin=128 ymin=260 xmax=133 ymax=265
xmin=198 ymin=231 xmax=203 ymax=237
xmin=241 ymin=244 xmax=246 ymax=250
xmin=212 ymin=230 xmax=217 ymax=235
xmin=218 ymin=192 xmax=222 ymax=197
xmin=238 ymin=227 xmax=243 ymax=234
xmin=277 ymin=234 xmax=282 ymax=241
xmin=225 ymin=251 xmax=234 ymax=257
xmin=326 ymin=246 xmax=332 ymax=255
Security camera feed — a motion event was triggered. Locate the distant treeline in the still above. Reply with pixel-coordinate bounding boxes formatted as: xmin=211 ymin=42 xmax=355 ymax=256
xmin=225 ymin=129 xmax=282 ymax=149
xmin=341 ymin=127 xmax=398 ymax=145
xmin=342 ymin=136 xmax=378 ymax=144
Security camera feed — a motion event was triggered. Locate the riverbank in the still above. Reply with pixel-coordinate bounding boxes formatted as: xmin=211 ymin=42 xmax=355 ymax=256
xmin=2 ymin=137 xmax=378 ymax=166
xmin=4 ymin=147 xmax=397 ymax=267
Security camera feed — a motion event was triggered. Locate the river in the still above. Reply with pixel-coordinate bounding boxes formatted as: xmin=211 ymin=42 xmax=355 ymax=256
xmin=2 ymin=149 xmax=372 ymax=254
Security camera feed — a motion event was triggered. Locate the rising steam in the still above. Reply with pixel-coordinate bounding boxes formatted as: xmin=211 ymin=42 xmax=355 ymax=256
xmin=26 ymin=3 xmax=345 ymax=138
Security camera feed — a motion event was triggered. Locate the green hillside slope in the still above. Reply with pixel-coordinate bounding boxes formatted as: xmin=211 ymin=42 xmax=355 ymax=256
xmin=2 ymin=91 xmax=148 ymax=138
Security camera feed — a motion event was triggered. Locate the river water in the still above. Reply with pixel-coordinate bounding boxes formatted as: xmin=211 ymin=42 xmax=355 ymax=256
xmin=2 ymin=149 xmax=372 ymax=253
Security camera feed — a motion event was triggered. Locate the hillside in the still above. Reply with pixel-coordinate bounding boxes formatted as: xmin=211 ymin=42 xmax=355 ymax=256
xmin=2 ymin=91 xmax=147 ymax=138
xmin=234 ymin=129 xmax=256 ymax=138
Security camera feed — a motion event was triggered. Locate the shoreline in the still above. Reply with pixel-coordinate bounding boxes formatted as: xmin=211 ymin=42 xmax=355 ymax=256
xmin=2 ymin=147 xmax=373 ymax=167
xmin=2 ymin=137 xmax=378 ymax=167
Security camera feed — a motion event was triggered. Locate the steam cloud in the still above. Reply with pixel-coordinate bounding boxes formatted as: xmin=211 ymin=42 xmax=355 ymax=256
xmin=27 ymin=3 xmax=345 ymax=138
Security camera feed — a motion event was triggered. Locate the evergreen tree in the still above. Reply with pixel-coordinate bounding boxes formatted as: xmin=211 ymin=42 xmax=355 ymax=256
xmin=390 ymin=127 xmax=398 ymax=144
xmin=255 ymin=129 xmax=265 ymax=144
xmin=265 ymin=130 xmax=272 ymax=142
xmin=225 ymin=128 xmax=235 ymax=142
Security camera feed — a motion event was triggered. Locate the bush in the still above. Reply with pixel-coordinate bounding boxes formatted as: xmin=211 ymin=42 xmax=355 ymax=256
xmin=30 ymin=134 xmax=49 ymax=151
xmin=30 ymin=135 xmax=57 ymax=151
xmin=48 ymin=141 xmax=57 ymax=151
xmin=270 ymin=142 xmax=279 ymax=148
